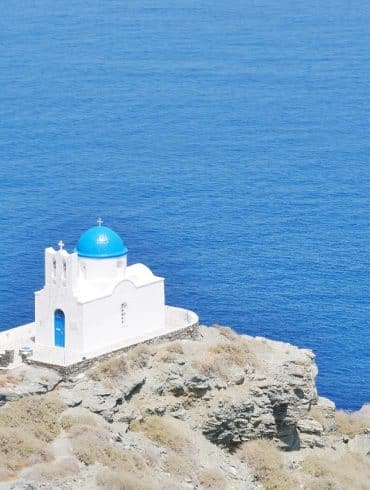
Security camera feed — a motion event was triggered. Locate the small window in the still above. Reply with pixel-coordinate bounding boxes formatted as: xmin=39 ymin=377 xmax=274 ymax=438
xmin=121 ymin=303 xmax=127 ymax=327
xmin=62 ymin=261 xmax=67 ymax=279
xmin=52 ymin=259 xmax=57 ymax=278
xmin=82 ymin=263 xmax=87 ymax=280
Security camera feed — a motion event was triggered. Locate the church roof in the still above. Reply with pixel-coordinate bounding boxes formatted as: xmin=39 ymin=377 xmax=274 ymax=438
xmin=76 ymin=225 xmax=128 ymax=259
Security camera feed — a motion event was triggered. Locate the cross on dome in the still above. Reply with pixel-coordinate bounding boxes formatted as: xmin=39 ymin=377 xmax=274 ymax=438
xmin=58 ymin=240 xmax=64 ymax=250
xmin=97 ymin=217 xmax=104 ymax=226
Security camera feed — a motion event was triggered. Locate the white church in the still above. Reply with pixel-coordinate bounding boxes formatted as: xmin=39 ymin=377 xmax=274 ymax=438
xmin=0 ymin=221 xmax=198 ymax=368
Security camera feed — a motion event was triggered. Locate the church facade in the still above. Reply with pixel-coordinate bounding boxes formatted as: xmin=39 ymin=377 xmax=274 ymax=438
xmin=35 ymin=221 xmax=165 ymax=356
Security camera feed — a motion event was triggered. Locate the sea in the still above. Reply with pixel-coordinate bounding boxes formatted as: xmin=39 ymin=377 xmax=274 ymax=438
xmin=0 ymin=0 xmax=369 ymax=410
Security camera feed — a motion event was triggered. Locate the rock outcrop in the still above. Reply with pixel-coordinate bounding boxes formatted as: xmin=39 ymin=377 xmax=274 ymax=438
xmin=0 ymin=324 xmax=368 ymax=490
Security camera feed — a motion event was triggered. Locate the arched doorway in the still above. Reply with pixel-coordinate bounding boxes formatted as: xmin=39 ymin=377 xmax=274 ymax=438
xmin=54 ymin=309 xmax=65 ymax=347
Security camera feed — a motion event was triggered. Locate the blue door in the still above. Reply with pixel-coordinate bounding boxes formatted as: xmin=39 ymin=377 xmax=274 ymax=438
xmin=54 ymin=309 xmax=65 ymax=347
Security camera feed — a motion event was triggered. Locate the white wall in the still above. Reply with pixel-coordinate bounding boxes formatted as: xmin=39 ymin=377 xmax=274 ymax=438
xmin=35 ymin=248 xmax=83 ymax=352
xmin=79 ymin=256 xmax=127 ymax=285
xmin=81 ymin=278 xmax=165 ymax=352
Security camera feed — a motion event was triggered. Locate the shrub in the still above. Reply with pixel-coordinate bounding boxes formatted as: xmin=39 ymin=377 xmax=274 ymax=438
xmin=96 ymin=468 xmax=154 ymax=490
xmin=0 ymin=395 xmax=65 ymax=477
xmin=130 ymin=416 xmax=191 ymax=453
xmin=165 ymin=341 xmax=184 ymax=354
xmin=212 ymin=324 xmax=238 ymax=341
xmin=126 ymin=344 xmax=152 ymax=369
xmin=0 ymin=395 xmax=65 ymax=442
xmin=0 ymin=427 xmax=45 ymax=474
xmin=23 ymin=456 xmax=80 ymax=481
xmin=71 ymin=426 xmax=147 ymax=473
xmin=0 ymin=371 xmax=17 ymax=387
xmin=197 ymin=467 xmax=228 ymax=489
xmin=209 ymin=341 xmax=251 ymax=367
xmin=191 ymin=357 xmax=232 ymax=381
xmin=154 ymin=350 xmax=177 ymax=364
xmin=88 ymin=344 xmax=152 ymax=382
xmin=302 ymin=452 xmax=370 ymax=489
xmin=335 ymin=409 xmax=370 ymax=436
xmin=192 ymin=338 xmax=256 ymax=380
xmin=163 ymin=453 xmax=193 ymax=479
xmin=236 ymin=439 xmax=297 ymax=490
xmin=88 ymin=355 xmax=128 ymax=381
xmin=60 ymin=413 xmax=99 ymax=432
xmin=308 ymin=406 xmax=330 ymax=432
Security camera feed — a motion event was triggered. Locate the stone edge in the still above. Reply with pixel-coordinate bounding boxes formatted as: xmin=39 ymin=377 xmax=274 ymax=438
xmin=26 ymin=322 xmax=200 ymax=378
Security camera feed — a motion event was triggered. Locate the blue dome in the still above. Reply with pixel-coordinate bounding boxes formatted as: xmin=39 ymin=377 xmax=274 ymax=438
xmin=76 ymin=225 xmax=128 ymax=259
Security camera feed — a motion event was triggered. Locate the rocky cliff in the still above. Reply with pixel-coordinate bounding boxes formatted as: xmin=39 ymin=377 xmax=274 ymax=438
xmin=0 ymin=325 xmax=368 ymax=489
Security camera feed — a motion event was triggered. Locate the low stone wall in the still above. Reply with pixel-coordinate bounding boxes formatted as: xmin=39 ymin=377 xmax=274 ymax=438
xmin=28 ymin=322 xmax=200 ymax=378
xmin=0 ymin=350 xmax=15 ymax=368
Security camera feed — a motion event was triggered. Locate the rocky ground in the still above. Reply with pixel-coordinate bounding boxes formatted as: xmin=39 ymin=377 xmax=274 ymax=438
xmin=0 ymin=325 xmax=368 ymax=489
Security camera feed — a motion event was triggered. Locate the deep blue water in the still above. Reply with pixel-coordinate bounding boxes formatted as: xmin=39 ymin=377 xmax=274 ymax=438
xmin=0 ymin=0 xmax=369 ymax=410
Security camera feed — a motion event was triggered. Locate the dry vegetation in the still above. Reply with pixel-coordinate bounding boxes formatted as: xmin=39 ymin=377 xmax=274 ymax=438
xmin=130 ymin=416 xmax=192 ymax=453
xmin=0 ymin=395 xmax=65 ymax=476
xmin=70 ymin=424 xmax=163 ymax=489
xmin=335 ymin=408 xmax=370 ymax=436
xmin=162 ymin=453 xmax=194 ymax=480
xmin=60 ymin=412 xmax=100 ymax=432
xmin=23 ymin=457 xmax=80 ymax=482
xmin=154 ymin=350 xmax=178 ymax=364
xmin=96 ymin=468 xmax=156 ymax=490
xmin=70 ymin=425 xmax=149 ymax=473
xmin=165 ymin=340 xmax=184 ymax=354
xmin=236 ymin=439 xmax=298 ymax=490
xmin=196 ymin=467 xmax=229 ymax=489
xmin=88 ymin=344 xmax=152 ymax=382
xmin=302 ymin=451 xmax=370 ymax=490
xmin=0 ymin=371 xmax=17 ymax=387
xmin=308 ymin=406 xmax=331 ymax=432
xmin=212 ymin=324 xmax=239 ymax=341
xmin=192 ymin=335 xmax=257 ymax=381
xmin=88 ymin=355 xmax=128 ymax=381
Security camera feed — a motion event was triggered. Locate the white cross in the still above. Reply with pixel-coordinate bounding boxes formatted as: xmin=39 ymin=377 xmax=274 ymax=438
xmin=97 ymin=217 xmax=104 ymax=226
xmin=58 ymin=240 xmax=64 ymax=250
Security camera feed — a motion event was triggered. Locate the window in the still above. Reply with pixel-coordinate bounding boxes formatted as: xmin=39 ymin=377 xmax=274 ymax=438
xmin=121 ymin=303 xmax=127 ymax=327
xmin=81 ymin=263 xmax=87 ymax=280
xmin=62 ymin=261 xmax=67 ymax=280
xmin=52 ymin=259 xmax=57 ymax=278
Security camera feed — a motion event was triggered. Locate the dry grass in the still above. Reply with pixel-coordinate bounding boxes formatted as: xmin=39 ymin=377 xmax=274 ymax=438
xmin=0 ymin=395 xmax=65 ymax=443
xmin=196 ymin=467 xmax=229 ymax=489
xmin=96 ymin=468 xmax=155 ymax=490
xmin=88 ymin=344 xmax=151 ymax=382
xmin=0 ymin=371 xmax=17 ymax=387
xmin=335 ymin=409 xmax=370 ymax=437
xmin=302 ymin=451 xmax=370 ymax=490
xmin=154 ymin=350 xmax=177 ymax=363
xmin=236 ymin=439 xmax=297 ymax=490
xmin=209 ymin=341 xmax=250 ymax=367
xmin=0 ymin=428 xmax=46 ymax=474
xmin=60 ymin=413 xmax=99 ymax=432
xmin=126 ymin=344 xmax=152 ymax=369
xmin=88 ymin=355 xmax=128 ymax=381
xmin=212 ymin=324 xmax=238 ymax=341
xmin=0 ymin=395 xmax=65 ymax=477
xmin=165 ymin=341 xmax=184 ymax=354
xmin=130 ymin=416 xmax=191 ymax=453
xmin=308 ymin=406 xmax=331 ymax=432
xmin=23 ymin=457 xmax=80 ymax=482
xmin=163 ymin=453 xmax=194 ymax=480
xmin=192 ymin=337 xmax=257 ymax=380
xmin=71 ymin=425 xmax=148 ymax=474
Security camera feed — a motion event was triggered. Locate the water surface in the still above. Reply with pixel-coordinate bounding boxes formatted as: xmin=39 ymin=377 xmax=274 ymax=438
xmin=0 ymin=0 xmax=369 ymax=409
